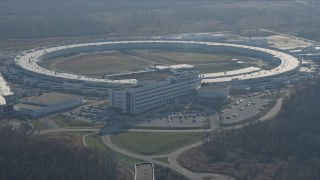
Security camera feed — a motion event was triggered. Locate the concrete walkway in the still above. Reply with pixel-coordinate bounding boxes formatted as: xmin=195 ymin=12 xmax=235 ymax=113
xmin=39 ymin=128 xmax=100 ymax=134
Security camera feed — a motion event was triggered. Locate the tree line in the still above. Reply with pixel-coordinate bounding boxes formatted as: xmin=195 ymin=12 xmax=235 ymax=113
xmin=0 ymin=125 xmax=118 ymax=180
xmin=204 ymin=78 xmax=320 ymax=179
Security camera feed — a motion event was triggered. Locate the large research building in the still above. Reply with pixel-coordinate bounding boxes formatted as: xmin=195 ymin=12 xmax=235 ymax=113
xmin=109 ymin=69 xmax=200 ymax=114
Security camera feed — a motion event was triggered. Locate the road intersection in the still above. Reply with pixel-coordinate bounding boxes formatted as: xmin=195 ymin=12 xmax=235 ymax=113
xmin=35 ymin=93 xmax=285 ymax=180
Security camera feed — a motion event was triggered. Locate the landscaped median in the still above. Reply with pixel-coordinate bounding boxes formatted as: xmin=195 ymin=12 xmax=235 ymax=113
xmin=110 ymin=132 xmax=204 ymax=156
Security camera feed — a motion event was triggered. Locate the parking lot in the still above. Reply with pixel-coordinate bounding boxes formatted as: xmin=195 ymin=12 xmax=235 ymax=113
xmin=127 ymin=103 xmax=217 ymax=128
xmin=60 ymin=99 xmax=115 ymax=124
xmin=220 ymin=90 xmax=283 ymax=125
xmin=52 ymin=89 xmax=284 ymax=129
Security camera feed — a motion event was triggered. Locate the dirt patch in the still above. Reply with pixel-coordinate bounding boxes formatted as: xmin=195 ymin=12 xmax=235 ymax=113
xmin=267 ymin=35 xmax=311 ymax=50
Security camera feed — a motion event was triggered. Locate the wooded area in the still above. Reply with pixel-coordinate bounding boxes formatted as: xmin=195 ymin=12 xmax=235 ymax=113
xmin=0 ymin=125 xmax=119 ymax=180
xmin=180 ymin=79 xmax=320 ymax=179
xmin=0 ymin=1 xmax=320 ymax=41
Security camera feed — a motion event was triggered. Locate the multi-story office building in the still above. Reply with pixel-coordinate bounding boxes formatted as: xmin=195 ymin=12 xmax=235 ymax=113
xmin=109 ymin=70 xmax=200 ymax=114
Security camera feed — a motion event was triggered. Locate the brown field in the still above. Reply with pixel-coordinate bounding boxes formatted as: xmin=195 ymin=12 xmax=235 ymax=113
xmin=231 ymin=29 xmax=277 ymax=38
xmin=267 ymin=35 xmax=312 ymax=50
xmin=134 ymin=50 xmax=249 ymax=64
xmin=41 ymin=51 xmax=151 ymax=75
xmin=39 ymin=49 xmax=273 ymax=76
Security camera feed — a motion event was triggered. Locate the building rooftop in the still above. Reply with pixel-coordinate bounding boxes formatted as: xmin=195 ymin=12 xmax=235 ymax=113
xmin=108 ymin=70 xmax=174 ymax=81
xmin=135 ymin=162 xmax=154 ymax=180
xmin=15 ymin=40 xmax=300 ymax=86
xmin=201 ymin=67 xmax=261 ymax=79
xmin=14 ymin=103 xmax=45 ymax=110
xmin=300 ymin=67 xmax=317 ymax=73
xmin=155 ymin=64 xmax=194 ymax=70
xmin=20 ymin=92 xmax=80 ymax=106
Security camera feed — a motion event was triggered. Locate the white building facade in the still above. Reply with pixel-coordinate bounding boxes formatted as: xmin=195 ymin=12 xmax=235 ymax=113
xmin=109 ymin=71 xmax=200 ymax=114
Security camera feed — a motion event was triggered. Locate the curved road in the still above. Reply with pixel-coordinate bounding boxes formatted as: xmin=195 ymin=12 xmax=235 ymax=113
xmin=259 ymin=97 xmax=283 ymax=121
xmin=37 ymin=93 xmax=286 ymax=180
xmin=39 ymin=128 xmax=100 ymax=134
xmin=100 ymin=94 xmax=286 ymax=179
xmin=102 ymin=134 xmax=203 ymax=180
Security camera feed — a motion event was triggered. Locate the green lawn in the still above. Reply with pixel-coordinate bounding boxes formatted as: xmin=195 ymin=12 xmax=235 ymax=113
xmin=111 ymin=132 xmax=203 ymax=155
xmin=30 ymin=120 xmax=48 ymax=129
xmin=85 ymin=134 xmax=109 ymax=152
xmin=49 ymin=116 xmax=97 ymax=128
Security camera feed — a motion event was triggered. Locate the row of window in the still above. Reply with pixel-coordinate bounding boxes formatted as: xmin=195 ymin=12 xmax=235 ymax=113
xmin=134 ymin=81 xmax=198 ymax=101
xmin=135 ymin=94 xmax=188 ymax=112
xmin=134 ymin=88 xmax=191 ymax=106
xmin=134 ymin=91 xmax=190 ymax=111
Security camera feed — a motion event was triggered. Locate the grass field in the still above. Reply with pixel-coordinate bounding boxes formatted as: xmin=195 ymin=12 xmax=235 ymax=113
xmin=40 ymin=51 xmax=150 ymax=75
xmin=84 ymin=133 xmax=140 ymax=171
xmin=85 ymin=134 xmax=110 ymax=152
xmin=49 ymin=115 xmax=98 ymax=128
xmin=38 ymin=49 xmax=273 ymax=76
xmin=111 ymin=132 xmax=203 ymax=155
xmin=138 ymin=50 xmax=249 ymax=64
xmin=30 ymin=120 xmax=48 ymax=129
